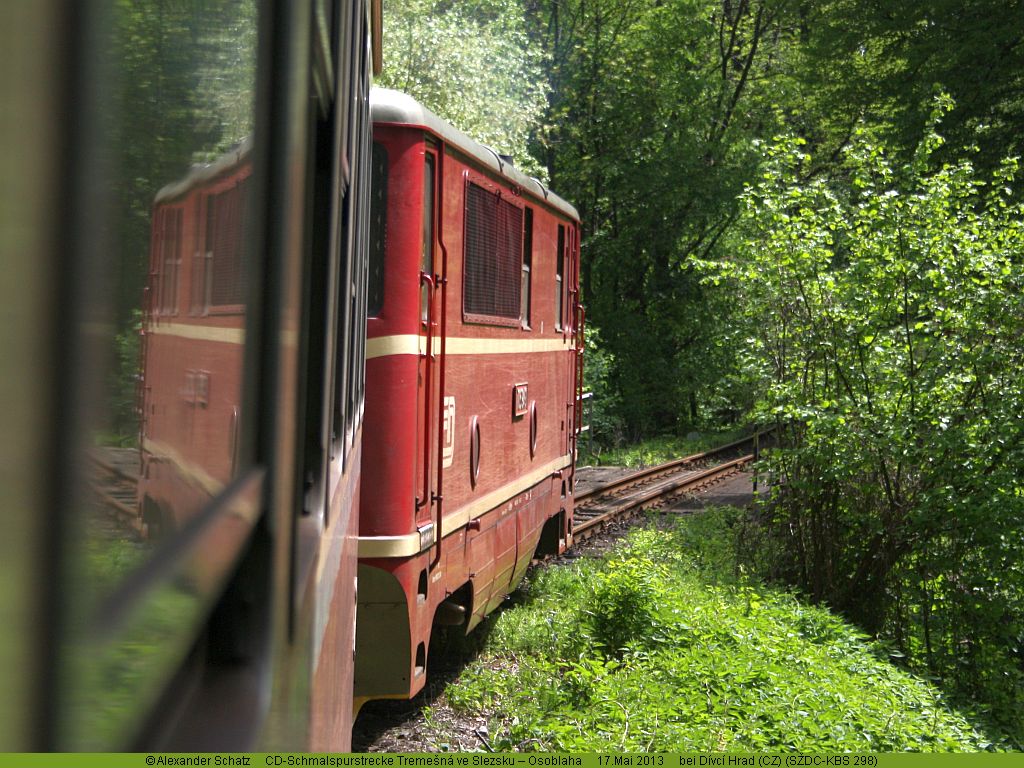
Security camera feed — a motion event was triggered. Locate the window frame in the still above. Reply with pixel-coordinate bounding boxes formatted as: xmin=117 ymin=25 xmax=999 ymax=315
xmin=520 ymin=206 xmax=533 ymax=330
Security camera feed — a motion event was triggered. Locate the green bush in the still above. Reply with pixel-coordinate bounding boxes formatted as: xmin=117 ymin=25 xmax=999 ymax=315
xmin=709 ymin=95 xmax=1024 ymax=741
xmin=587 ymin=554 xmax=668 ymax=656
xmin=439 ymin=516 xmax=1001 ymax=751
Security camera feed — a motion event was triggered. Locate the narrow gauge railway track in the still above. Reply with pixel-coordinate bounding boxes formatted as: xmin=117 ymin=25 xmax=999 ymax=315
xmin=88 ymin=448 xmax=143 ymax=536
xmin=572 ymin=432 xmax=767 ymax=541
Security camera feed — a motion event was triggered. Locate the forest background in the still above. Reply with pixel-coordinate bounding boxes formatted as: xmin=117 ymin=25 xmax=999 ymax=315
xmin=381 ymin=0 xmax=1024 ymax=746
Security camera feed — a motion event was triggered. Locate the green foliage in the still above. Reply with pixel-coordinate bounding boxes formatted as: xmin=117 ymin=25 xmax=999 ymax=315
xmin=441 ymin=517 xmax=1000 ymax=751
xmin=526 ymin=0 xmax=803 ymax=436
xmin=796 ymin=0 xmax=1024 ymax=178
xmin=715 ymin=97 xmax=1024 ymax=742
xmin=586 ymin=428 xmax=747 ymax=467
xmin=588 ymin=554 xmax=668 ymax=656
xmin=380 ymin=0 xmax=548 ymax=176
xmin=104 ymin=309 xmax=142 ymax=446
xmin=579 ymin=325 xmax=626 ymax=451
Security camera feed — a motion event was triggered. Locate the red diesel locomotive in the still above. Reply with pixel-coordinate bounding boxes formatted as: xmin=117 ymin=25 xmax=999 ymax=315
xmin=354 ymin=89 xmax=584 ymax=702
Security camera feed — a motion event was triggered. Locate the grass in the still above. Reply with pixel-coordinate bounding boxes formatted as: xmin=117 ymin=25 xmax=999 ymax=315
xmin=582 ymin=429 xmax=749 ymax=468
xmin=434 ymin=509 xmax=1003 ymax=752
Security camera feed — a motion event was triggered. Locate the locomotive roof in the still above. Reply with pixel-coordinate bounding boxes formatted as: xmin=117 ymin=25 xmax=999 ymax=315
xmin=154 ymin=137 xmax=253 ymax=204
xmin=371 ymin=88 xmax=580 ymax=222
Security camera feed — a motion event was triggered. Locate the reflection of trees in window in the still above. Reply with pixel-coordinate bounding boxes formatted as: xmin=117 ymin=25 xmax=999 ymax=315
xmin=190 ymin=1 xmax=258 ymax=162
xmin=109 ymin=0 xmax=257 ymax=323
xmin=105 ymin=0 xmax=257 ymax=439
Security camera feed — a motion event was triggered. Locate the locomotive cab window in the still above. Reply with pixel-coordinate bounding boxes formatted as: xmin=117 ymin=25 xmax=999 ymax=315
xmin=555 ymin=224 xmax=565 ymax=331
xmin=156 ymin=207 xmax=182 ymax=315
xmin=463 ymin=181 xmax=524 ymax=326
xmin=367 ymin=141 xmax=388 ymax=317
xmin=421 ymin=153 xmax=436 ymax=324
xmin=521 ymin=207 xmax=533 ymax=329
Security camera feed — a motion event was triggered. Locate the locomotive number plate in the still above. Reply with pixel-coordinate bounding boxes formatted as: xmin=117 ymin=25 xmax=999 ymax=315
xmin=442 ymin=396 xmax=456 ymax=468
xmin=513 ymin=383 xmax=529 ymax=418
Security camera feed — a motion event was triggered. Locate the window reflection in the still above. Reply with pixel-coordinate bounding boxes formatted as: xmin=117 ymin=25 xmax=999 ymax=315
xmin=66 ymin=0 xmax=257 ymax=748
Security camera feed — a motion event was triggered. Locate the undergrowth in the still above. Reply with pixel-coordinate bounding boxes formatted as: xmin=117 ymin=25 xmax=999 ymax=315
xmin=583 ymin=429 xmax=748 ymax=468
xmin=437 ymin=510 xmax=1003 ymax=752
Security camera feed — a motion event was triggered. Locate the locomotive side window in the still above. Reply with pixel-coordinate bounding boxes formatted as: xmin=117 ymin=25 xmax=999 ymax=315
xmin=367 ymin=142 xmax=388 ymax=317
xmin=555 ymin=224 xmax=565 ymax=330
xmin=421 ymin=154 xmax=436 ymax=323
xmin=521 ymin=207 xmax=533 ymax=329
xmin=463 ymin=182 xmax=524 ymax=325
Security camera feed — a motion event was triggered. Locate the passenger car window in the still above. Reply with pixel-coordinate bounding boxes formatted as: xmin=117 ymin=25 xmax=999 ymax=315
xmin=60 ymin=0 xmax=258 ymax=748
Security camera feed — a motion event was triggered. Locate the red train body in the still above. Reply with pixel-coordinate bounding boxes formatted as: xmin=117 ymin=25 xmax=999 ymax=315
xmin=117 ymin=3 xmax=377 ymax=750
xmin=139 ymin=146 xmax=252 ymax=536
xmin=355 ymin=90 xmax=584 ymax=702
xmin=8 ymin=0 xmax=391 ymax=751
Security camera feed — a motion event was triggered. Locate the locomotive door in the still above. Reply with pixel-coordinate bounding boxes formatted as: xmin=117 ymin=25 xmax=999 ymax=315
xmin=415 ymin=149 xmax=444 ymax=546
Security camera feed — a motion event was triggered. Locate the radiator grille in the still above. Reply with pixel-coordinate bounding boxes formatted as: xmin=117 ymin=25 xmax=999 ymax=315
xmin=464 ymin=182 xmax=522 ymax=321
xmin=207 ymin=177 xmax=249 ymax=307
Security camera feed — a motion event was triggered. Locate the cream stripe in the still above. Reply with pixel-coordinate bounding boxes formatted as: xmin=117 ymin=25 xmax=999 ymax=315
xmin=358 ymin=534 xmax=422 ymax=559
xmin=366 ymin=333 xmax=574 ymax=360
xmin=147 ymin=322 xmax=245 ymax=345
xmin=357 ymin=454 xmax=571 ymax=558
xmin=147 ymin=323 xmax=300 ymax=349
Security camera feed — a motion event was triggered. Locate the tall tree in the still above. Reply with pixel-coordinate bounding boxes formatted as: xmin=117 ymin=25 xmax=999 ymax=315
xmin=797 ymin=0 xmax=1024 ymax=174
xmin=528 ymin=0 xmax=801 ymax=437
xmin=379 ymin=0 xmax=549 ymax=176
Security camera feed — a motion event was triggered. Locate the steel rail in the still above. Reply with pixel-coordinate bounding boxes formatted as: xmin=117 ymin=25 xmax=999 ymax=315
xmin=88 ymin=449 xmax=141 ymax=523
xmin=572 ymin=453 xmax=753 ymax=540
xmin=575 ymin=430 xmax=766 ymax=507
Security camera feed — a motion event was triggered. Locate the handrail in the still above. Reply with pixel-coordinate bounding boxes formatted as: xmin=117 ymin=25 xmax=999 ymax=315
xmin=417 ymin=270 xmax=435 ymax=511
xmin=431 ymin=151 xmax=448 ymax=570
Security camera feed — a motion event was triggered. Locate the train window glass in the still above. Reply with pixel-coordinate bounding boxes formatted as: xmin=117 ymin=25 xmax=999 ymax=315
xmin=347 ymin=31 xmax=371 ymax=443
xmin=464 ymin=182 xmax=523 ymax=325
xmin=521 ymin=208 xmax=533 ymax=329
xmin=353 ymin=46 xmax=371 ymax=424
xmin=335 ymin=0 xmax=355 ymax=197
xmin=61 ymin=0 xmax=259 ymax=749
xmin=556 ymin=224 xmax=565 ymax=330
xmin=367 ymin=143 xmax=387 ymax=317
xmin=334 ymin=16 xmax=371 ymax=459
xmin=421 ymin=154 xmax=436 ymax=324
